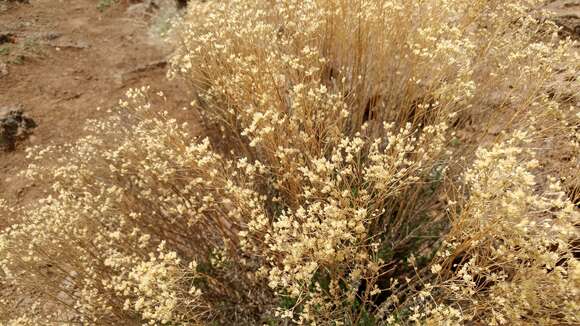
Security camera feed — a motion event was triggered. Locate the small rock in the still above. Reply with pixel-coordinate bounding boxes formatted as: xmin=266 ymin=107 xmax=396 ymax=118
xmin=41 ymin=31 xmax=63 ymax=41
xmin=0 ymin=33 xmax=16 ymax=45
xmin=176 ymin=0 xmax=189 ymax=10
xmin=488 ymin=124 xmax=503 ymax=136
xmin=0 ymin=63 xmax=7 ymax=77
xmin=0 ymin=106 xmax=37 ymax=151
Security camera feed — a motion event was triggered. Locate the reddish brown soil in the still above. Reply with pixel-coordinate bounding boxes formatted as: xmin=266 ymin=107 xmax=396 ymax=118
xmin=0 ymin=0 xmax=191 ymax=205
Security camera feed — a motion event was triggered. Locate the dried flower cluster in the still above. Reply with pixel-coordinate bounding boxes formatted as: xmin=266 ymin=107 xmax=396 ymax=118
xmin=1 ymin=0 xmax=578 ymax=325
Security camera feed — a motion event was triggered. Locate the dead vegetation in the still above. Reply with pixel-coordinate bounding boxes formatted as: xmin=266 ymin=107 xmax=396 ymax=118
xmin=0 ymin=0 xmax=578 ymax=325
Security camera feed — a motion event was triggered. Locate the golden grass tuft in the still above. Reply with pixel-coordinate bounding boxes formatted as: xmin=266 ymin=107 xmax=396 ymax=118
xmin=1 ymin=0 xmax=578 ymax=324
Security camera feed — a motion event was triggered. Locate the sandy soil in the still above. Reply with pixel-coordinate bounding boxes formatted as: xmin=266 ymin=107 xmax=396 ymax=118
xmin=0 ymin=0 xmax=191 ymax=205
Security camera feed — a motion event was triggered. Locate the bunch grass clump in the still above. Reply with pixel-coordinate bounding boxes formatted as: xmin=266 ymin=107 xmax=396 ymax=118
xmin=1 ymin=0 xmax=579 ymax=324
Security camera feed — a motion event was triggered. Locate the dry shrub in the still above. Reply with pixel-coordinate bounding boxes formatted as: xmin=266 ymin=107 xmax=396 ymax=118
xmin=1 ymin=0 xmax=579 ymax=324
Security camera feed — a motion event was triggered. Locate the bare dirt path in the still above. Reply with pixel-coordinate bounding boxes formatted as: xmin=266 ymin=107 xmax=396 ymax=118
xmin=0 ymin=0 xmax=189 ymax=204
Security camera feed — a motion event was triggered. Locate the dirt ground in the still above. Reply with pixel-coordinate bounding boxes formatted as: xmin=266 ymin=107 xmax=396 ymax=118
xmin=0 ymin=0 xmax=191 ymax=205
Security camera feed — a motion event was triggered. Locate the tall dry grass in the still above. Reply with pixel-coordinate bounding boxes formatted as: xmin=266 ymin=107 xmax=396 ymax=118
xmin=1 ymin=0 xmax=579 ymax=324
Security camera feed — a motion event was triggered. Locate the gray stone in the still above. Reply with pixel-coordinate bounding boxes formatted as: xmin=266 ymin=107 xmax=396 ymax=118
xmin=0 ymin=106 xmax=36 ymax=151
